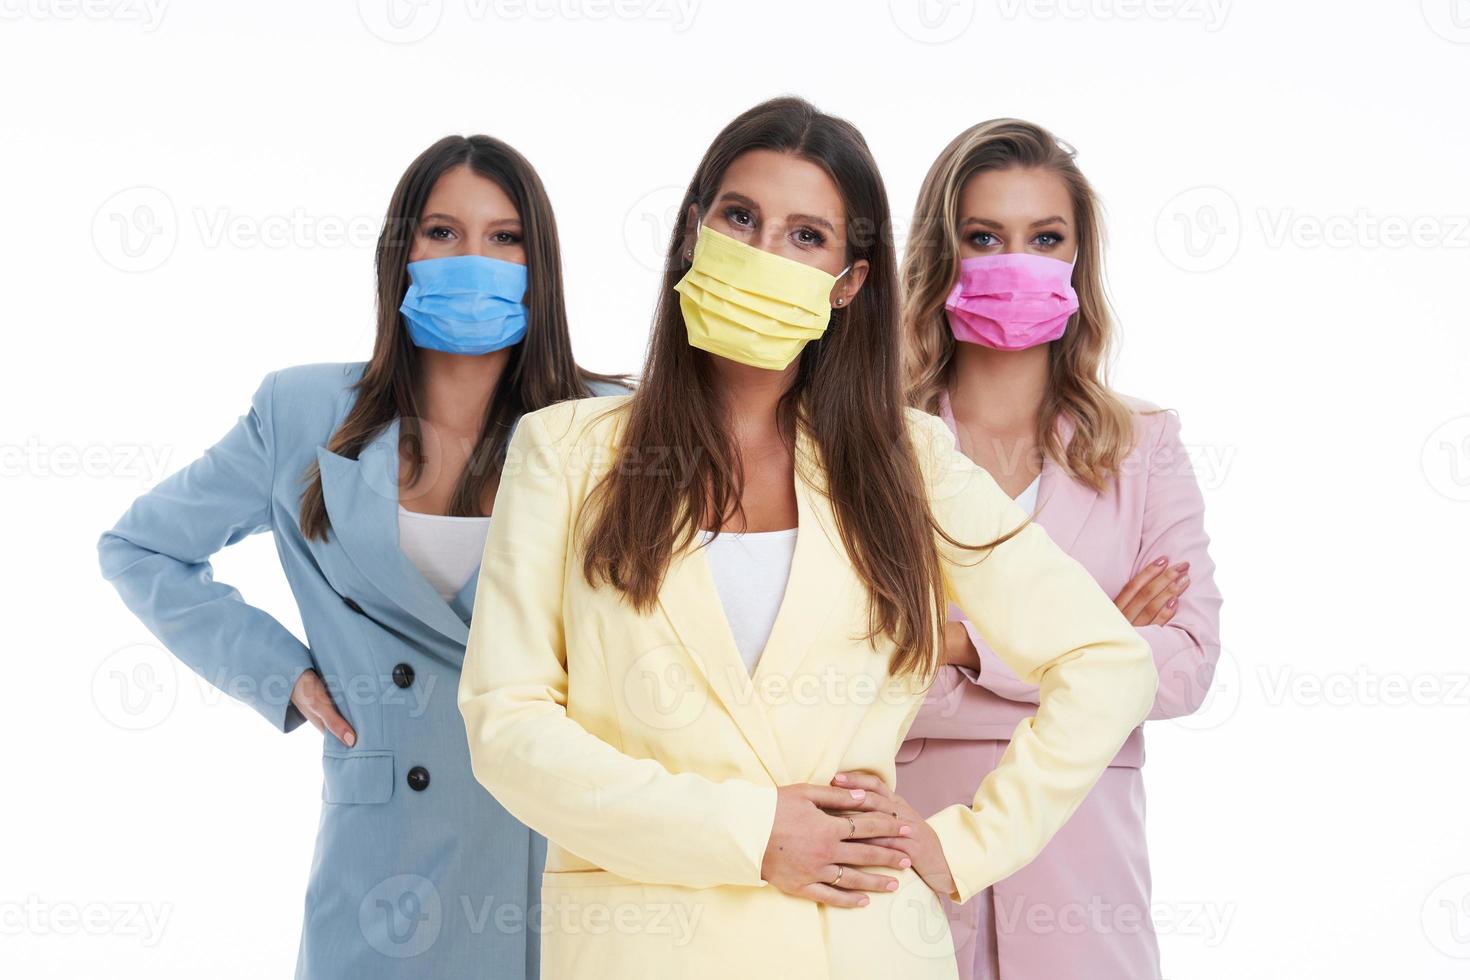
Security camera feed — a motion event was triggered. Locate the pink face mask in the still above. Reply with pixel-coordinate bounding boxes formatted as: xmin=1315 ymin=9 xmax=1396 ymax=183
xmin=943 ymin=252 xmax=1079 ymax=351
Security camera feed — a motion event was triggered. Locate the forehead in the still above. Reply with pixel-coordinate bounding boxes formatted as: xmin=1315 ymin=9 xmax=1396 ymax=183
xmin=958 ymin=167 xmax=1072 ymax=223
xmin=716 ymin=149 xmax=847 ymax=227
xmin=423 ymin=165 xmax=519 ymax=219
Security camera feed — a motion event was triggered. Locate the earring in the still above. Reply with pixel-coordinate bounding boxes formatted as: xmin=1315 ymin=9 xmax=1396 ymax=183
xmin=835 ymin=296 xmax=845 ymax=306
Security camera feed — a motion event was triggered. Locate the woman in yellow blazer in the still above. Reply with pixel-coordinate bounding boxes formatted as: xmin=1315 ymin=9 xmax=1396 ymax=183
xmin=458 ymin=97 xmax=1158 ymax=980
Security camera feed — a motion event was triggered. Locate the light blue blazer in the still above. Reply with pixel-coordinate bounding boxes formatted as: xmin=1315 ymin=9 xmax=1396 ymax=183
xmin=97 ymin=360 xmax=629 ymax=979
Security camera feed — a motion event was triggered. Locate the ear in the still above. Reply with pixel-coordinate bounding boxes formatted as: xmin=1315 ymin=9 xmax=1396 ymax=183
xmin=678 ymin=203 xmax=701 ymax=265
xmin=829 ymin=259 xmax=870 ymax=310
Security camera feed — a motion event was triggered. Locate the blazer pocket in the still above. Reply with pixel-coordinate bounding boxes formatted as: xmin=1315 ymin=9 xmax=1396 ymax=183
xmin=893 ymin=737 xmax=926 ymax=764
xmin=321 ymin=750 xmax=394 ymax=804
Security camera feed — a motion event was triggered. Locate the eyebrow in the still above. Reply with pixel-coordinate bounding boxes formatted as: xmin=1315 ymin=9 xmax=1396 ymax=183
xmin=716 ymin=192 xmax=838 ymax=235
xmin=960 ymin=215 xmax=1069 ymax=230
xmin=420 ymin=212 xmax=522 ymax=228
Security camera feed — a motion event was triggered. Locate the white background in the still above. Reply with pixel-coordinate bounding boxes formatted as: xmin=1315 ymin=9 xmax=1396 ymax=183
xmin=4 ymin=1 xmax=1468 ymax=977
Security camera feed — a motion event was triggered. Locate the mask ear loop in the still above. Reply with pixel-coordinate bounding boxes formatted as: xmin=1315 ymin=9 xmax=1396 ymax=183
xmin=831 ymin=263 xmax=854 ymax=308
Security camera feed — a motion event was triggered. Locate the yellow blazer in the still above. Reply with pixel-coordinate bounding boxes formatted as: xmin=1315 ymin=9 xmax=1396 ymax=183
xmin=459 ymin=394 xmax=1157 ymax=980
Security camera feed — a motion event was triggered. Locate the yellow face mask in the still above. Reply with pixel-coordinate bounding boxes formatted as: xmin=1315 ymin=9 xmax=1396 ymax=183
xmin=673 ymin=223 xmax=850 ymax=371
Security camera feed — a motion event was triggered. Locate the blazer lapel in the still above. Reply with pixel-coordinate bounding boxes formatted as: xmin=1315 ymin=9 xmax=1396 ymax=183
xmin=938 ymin=389 xmax=1097 ymax=552
xmin=1032 ymin=412 xmax=1097 ymax=553
xmin=653 ymin=423 xmax=844 ymax=787
xmin=315 ymin=417 xmax=473 ymax=655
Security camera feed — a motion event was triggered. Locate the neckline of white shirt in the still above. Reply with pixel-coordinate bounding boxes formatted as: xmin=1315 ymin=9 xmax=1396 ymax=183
xmin=696 ymin=527 xmax=798 ymax=541
xmin=397 ymin=504 xmax=492 ymax=523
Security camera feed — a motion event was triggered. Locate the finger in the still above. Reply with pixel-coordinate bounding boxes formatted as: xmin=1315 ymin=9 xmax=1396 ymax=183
xmin=847 ymin=811 xmax=910 ymax=840
xmin=835 ymin=841 xmax=914 ymax=869
xmin=1139 ymin=573 xmax=1189 ymax=624
xmin=800 ymin=784 xmax=878 ymax=812
xmin=831 ymin=771 xmax=892 ymax=798
xmin=299 ymin=682 xmax=356 ymax=748
xmin=800 ymin=882 xmax=870 ymax=909
xmin=319 ymin=703 xmax=357 ymax=748
xmin=829 ymin=868 xmax=900 ymax=893
xmin=1115 ymin=556 xmax=1168 ymax=609
xmin=861 ymin=836 xmax=919 ymax=854
xmin=1125 ymin=566 xmax=1181 ymax=621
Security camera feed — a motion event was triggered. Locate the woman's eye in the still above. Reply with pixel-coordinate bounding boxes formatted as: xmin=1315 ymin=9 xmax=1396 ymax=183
xmin=724 ymin=207 xmax=753 ymax=227
xmin=492 ymin=231 xmax=522 ymax=244
xmin=1034 ymin=232 xmax=1064 ymax=248
xmin=968 ymin=231 xmax=998 ymax=248
xmin=793 ymin=227 xmax=826 ymax=248
xmin=425 ymin=225 xmax=455 ymax=241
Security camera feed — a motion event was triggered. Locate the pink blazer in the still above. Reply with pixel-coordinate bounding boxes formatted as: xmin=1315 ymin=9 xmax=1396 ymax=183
xmin=905 ymin=391 xmax=1223 ymax=758
xmin=896 ymin=391 xmax=1222 ymax=979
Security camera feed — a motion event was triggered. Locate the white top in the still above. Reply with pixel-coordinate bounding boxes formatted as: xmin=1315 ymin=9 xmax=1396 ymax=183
xmin=697 ymin=527 xmax=798 ymax=676
xmin=1015 ymin=473 xmax=1041 ymax=515
xmin=397 ymin=505 xmax=492 ymax=602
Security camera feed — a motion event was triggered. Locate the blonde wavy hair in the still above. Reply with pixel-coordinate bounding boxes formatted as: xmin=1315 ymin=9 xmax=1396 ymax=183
xmin=901 ymin=118 xmax=1135 ymax=492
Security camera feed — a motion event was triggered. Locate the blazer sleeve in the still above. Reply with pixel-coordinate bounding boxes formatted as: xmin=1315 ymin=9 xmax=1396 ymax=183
xmin=96 ymin=370 xmax=316 ymax=732
xmin=943 ymin=410 xmax=1223 ymax=720
xmin=909 ymin=411 xmax=1159 ymax=906
xmin=457 ymin=408 xmax=779 ymax=890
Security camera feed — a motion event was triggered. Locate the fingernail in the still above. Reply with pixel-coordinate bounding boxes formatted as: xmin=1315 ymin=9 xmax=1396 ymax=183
xmin=1152 ymin=556 xmax=1168 ymax=567
xmin=886 ymin=880 xmax=899 ymax=891
xmin=344 ymin=731 xmax=356 ymax=747
xmin=1166 ymin=597 xmax=1177 ymax=609
xmin=899 ymin=825 xmax=912 ymax=836
xmin=859 ymin=897 xmax=869 ymax=906
xmin=833 ymin=774 xmax=849 ymax=783
xmin=850 ymin=789 xmax=865 ymax=799
xmin=1173 ymin=561 xmax=1190 ymax=572
xmin=900 ymin=858 xmax=912 ymax=868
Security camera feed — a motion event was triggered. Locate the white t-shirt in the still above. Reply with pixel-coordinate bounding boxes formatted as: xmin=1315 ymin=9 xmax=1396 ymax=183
xmin=1015 ymin=473 xmax=1041 ymax=515
xmin=397 ymin=505 xmax=492 ymax=602
xmin=697 ymin=527 xmax=798 ymax=676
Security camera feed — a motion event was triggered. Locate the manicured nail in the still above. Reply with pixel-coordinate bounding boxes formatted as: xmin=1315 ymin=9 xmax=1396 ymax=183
xmin=886 ymin=880 xmax=899 ymax=891
xmin=1173 ymin=561 xmax=1190 ymax=573
xmin=899 ymin=825 xmax=912 ymax=836
xmin=850 ymin=789 xmax=865 ymax=799
xmin=900 ymin=858 xmax=912 ymax=868
xmin=859 ymin=897 xmax=869 ymax=906
xmin=343 ymin=731 xmax=355 ymax=747
xmin=833 ymin=774 xmax=849 ymax=783
xmin=1152 ymin=556 xmax=1168 ymax=567
xmin=1166 ymin=597 xmax=1177 ymax=609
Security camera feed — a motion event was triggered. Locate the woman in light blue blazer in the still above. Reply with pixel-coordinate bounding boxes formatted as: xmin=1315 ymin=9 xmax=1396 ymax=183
xmin=97 ymin=134 xmax=630 ymax=979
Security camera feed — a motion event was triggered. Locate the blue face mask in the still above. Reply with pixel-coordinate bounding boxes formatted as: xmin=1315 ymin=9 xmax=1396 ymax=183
xmin=399 ymin=254 xmax=530 ymax=355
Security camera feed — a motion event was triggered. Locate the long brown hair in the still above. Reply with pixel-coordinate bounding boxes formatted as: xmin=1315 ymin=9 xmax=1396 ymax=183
xmin=299 ymin=134 xmax=626 ymax=539
xmin=902 ymin=119 xmax=1136 ymax=492
xmin=580 ymin=96 xmax=963 ymax=681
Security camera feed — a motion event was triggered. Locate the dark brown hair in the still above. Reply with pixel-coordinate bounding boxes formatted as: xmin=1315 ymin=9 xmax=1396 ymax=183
xmin=298 ymin=134 xmax=626 ymax=539
xmin=579 ymin=96 xmax=972 ymax=681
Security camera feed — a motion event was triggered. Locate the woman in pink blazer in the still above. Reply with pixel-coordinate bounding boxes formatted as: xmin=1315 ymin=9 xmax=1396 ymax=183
xmin=879 ymin=119 xmax=1223 ymax=979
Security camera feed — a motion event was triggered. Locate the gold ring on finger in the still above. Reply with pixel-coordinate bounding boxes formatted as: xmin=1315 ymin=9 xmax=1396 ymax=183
xmin=830 ymin=865 xmax=844 ymax=886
